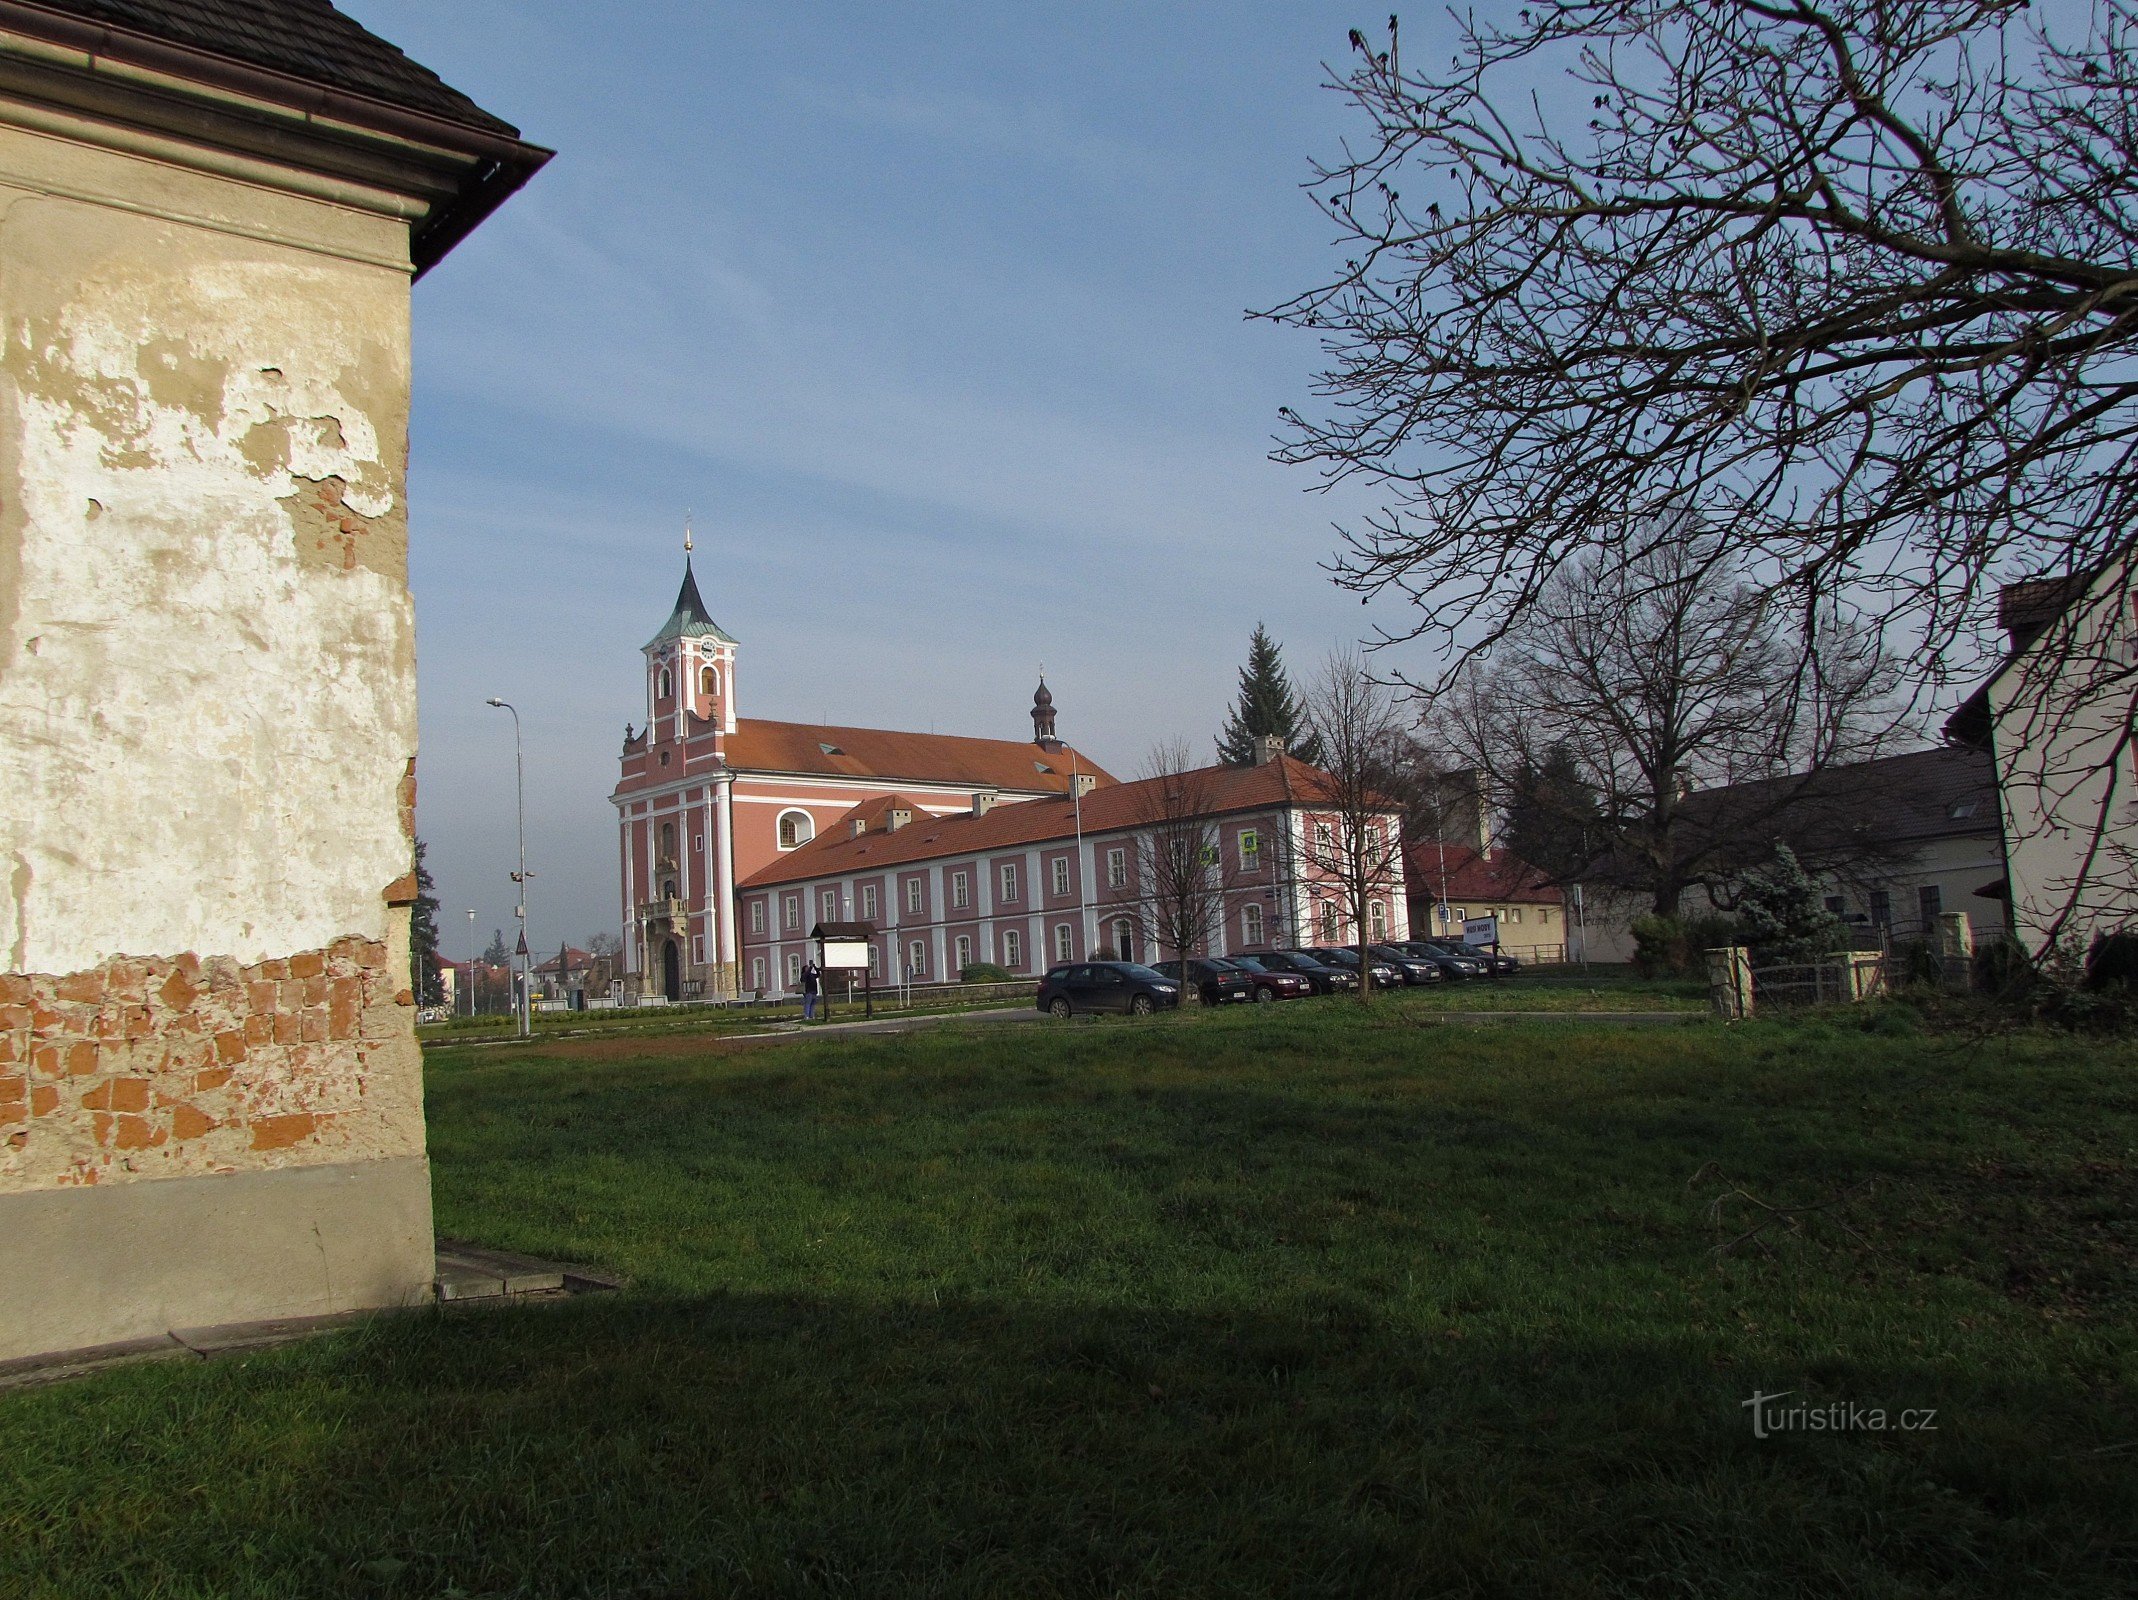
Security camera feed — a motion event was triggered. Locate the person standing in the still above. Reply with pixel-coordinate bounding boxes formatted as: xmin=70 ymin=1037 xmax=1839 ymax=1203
xmin=801 ymin=959 xmax=821 ymax=1022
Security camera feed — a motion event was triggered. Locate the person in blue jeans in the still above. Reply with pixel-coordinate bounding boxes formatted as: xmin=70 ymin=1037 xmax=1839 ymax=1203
xmin=801 ymin=960 xmax=821 ymax=1021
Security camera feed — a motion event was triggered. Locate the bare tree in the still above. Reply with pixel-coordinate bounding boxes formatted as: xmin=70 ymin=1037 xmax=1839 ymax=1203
xmin=1299 ymin=651 xmax=1411 ymax=1000
xmin=1261 ymin=3 xmax=2138 ymax=902
xmin=1131 ymin=739 xmax=1227 ymax=995
xmin=1427 ymin=528 xmax=1906 ymax=916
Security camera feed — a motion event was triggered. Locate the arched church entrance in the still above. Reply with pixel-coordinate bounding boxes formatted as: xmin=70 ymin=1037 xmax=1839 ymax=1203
xmin=662 ymin=938 xmax=682 ymax=1002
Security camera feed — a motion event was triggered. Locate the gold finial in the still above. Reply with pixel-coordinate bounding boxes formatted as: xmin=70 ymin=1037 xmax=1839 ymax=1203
xmin=684 ymin=512 xmax=693 ymax=555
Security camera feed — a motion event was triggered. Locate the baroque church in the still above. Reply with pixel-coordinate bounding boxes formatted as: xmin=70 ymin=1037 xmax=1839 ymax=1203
xmin=612 ymin=555 xmax=1116 ymax=1000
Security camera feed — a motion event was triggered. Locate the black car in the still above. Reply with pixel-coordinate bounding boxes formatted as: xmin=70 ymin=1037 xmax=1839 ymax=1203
xmin=1151 ymin=957 xmax=1255 ymax=1006
xmin=1250 ymin=948 xmax=1359 ymax=995
xmin=1412 ymin=938 xmax=1520 ymax=977
xmin=1036 ymin=961 xmax=1181 ymax=1018
xmin=1216 ymin=955 xmax=1314 ymax=1003
xmin=1361 ymin=943 xmax=1452 ymax=986
xmin=1306 ymin=945 xmax=1412 ymax=989
xmin=1392 ymin=940 xmax=1492 ymax=980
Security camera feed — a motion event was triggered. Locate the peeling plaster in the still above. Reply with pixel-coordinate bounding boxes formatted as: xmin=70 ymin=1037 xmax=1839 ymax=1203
xmin=0 ymin=194 xmax=416 ymax=973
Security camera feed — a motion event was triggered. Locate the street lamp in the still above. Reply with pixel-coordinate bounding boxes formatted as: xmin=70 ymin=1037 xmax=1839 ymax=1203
xmin=486 ymin=697 xmax=532 ymax=1037
xmin=465 ymin=907 xmax=476 ymax=1018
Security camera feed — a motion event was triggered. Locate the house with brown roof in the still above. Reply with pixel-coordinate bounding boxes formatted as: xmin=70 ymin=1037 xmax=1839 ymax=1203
xmin=0 ymin=0 xmax=544 ymax=1362
xmin=1404 ymin=844 xmax=1567 ymax=958
xmin=736 ymin=745 xmax=1409 ymax=993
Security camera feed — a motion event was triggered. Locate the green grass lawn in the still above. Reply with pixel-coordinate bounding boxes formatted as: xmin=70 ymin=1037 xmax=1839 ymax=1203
xmin=4 ymin=1000 xmax=2134 ymax=1597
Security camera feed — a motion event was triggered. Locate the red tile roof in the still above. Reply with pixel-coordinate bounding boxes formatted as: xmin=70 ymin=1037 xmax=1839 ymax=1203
xmin=726 ymin=719 xmax=1117 ymax=795
xmin=1403 ymin=844 xmax=1562 ymax=906
xmin=740 ymin=755 xmax=1335 ymax=889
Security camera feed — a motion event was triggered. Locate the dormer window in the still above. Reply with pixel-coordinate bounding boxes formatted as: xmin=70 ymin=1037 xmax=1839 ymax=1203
xmin=819 ymin=742 xmax=845 ymax=756
xmin=777 ymin=809 xmax=815 ymax=849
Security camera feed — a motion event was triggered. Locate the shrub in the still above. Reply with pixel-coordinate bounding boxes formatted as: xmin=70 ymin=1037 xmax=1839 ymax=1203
xmin=2084 ymin=929 xmax=2138 ymax=991
xmin=1630 ymin=915 xmax=1688 ymax=978
xmin=1736 ymin=845 xmax=1845 ymax=963
xmin=960 ymin=962 xmax=1015 ymax=984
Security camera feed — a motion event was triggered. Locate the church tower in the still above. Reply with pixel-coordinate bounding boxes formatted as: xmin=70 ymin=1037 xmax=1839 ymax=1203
xmin=643 ymin=550 xmax=738 ymax=745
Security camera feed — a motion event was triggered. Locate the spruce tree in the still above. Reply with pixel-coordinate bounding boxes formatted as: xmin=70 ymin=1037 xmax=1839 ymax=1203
xmin=408 ymin=839 xmax=444 ymax=1006
xmin=1503 ymin=741 xmax=1602 ymax=881
xmin=1216 ymin=624 xmax=1323 ymax=766
xmin=1736 ymin=844 xmax=1845 ymax=963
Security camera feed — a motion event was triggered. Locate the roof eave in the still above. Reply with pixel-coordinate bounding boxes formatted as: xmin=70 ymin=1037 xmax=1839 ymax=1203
xmin=0 ymin=0 xmax=552 ymax=277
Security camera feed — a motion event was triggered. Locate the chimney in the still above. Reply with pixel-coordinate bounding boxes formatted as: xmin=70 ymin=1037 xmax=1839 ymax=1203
xmin=887 ymin=803 xmax=914 ymax=832
xmin=1253 ymin=734 xmax=1284 ymax=766
xmin=972 ymin=792 xmax=998 ymax=817
xmin=1070 ymin=773 xmax=1097 ymax=799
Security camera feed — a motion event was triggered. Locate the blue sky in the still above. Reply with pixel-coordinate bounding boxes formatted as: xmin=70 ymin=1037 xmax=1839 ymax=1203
xmin=339 ymin=1 xmax=1445 ymax=953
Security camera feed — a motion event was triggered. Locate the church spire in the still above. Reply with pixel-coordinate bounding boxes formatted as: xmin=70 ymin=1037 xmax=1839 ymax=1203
xmin=1031 ymin=670 xmax=1058 ymax=748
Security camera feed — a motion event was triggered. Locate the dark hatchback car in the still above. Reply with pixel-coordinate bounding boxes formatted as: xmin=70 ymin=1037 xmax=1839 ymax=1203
xmin=1248 ymin=948 xmax=1358 ymax=995
xmin=1037 ymin=961 xmax=1181 ymax=1018
xmin=1362 ymin=943 xmax=1454 ymax=986
xmin=1306 ymin=945 xmax=1412 ymax=989
xmin=1151 ymin=957 xmax=1255 ymax=1006
xmin=1216 ymin=955 xmax=1313 ymax=1003
xmin=1390 ymin=940 xmax=1490 ymax=980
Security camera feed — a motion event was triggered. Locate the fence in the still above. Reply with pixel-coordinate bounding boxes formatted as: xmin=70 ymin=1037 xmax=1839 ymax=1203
xmin=1706 ymin=912 xmax=1980 ymax=1018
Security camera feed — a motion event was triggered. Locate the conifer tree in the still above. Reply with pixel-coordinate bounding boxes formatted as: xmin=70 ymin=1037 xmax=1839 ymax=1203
xmin=1736 ymin=844 xmax=1845 ymax=964
xmin=408 ymin=839 xmax=444 ymax=1007
xmin=1216 ymin=624 xmax=1323 ymax=767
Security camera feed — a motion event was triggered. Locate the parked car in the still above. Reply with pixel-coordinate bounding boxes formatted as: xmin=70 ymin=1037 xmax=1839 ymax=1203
xmin=1215 ymin=955 xmax=1314 ymax=1003
xmin=1306 ymin=945 xmax=1413 ymax=989
xmin=1411 ymin=938 xmax=1521 ymax=977
xmin=1361 ymin=943 xmax=1455 ymax=985
xmin=1036 ymin=961 xmax=1181 ymax=1018
xmin=1386 ymin=940 xmax=1489 ymax=981
xmin=1248 ymin=948 xmax=1359 ymax=995
xmin=1150 ymin=957 xmax=1255 ymax=1006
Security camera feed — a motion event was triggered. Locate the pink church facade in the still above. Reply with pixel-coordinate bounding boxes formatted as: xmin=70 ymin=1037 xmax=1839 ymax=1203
xmin=611 ymin=561 xmax=1118 ymax=999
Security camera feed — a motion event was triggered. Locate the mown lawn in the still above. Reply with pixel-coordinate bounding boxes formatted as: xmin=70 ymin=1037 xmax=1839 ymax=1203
xmin=3 ymin=1000 xmax=2134 ymax=1597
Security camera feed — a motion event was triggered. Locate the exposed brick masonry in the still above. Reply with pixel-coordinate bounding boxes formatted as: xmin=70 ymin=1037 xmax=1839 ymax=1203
xmin=0 ymin=937 xmax=412 ymax=1190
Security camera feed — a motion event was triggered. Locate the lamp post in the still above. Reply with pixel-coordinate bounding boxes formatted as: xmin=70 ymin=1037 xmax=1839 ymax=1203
xmin=486 ymin=697 xmax=532 ymax=1037
xmin=464 ymin=908 xmax=476 ymax=1017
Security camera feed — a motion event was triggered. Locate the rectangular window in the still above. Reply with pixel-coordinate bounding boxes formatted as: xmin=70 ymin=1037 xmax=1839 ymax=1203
xmin=1369 ymin=901 xmax=1388 ymax=939
xmin=908 ymin=939 xmax=926 ymax=976
xmin=1240 ymin=829 xmax=1260 ymax=870
xmin=823 ymin=890 xmax=839 ymax=922
xmin=862 ymin=883 xmax=878 ymax=919
xmin=783 ymin=894 xmax=799 ymax=931
xmin=1000 ymin=863 xmax=1019 ymax=903
xmin=1314 ymin=821 xmax=1334 ymax=854
xmin=786 ymin=953 xmax=801 ymax=986
xmin=868 ymin=944 xmax=881 ymax=977
xmin=1319 ymin=901 xmax=1340 ymax=941
xmin=692 ymin=935 xmax=704 ymax=964
xmin=1870 ymin=889 xmax=1891 ymax=927
xmin=1918 ymin=884 xmax=1943 ymax=926
xmin=694 ymin=834 xmax=704 ymax=856
xmin=955 ymin=935 xmax=972 ymax=972
xmin=1106 ymin=848 xmax=1126 ymax=889
xmin=1003 ymin=930 xmax=1022 ymax=969
xmin=1824 ymin=895 xmax=1845 ymax=915
xmin=1243 ymin=903 xmax=1265 ymax=946
xmin=751 ymin=956 xmax=766 ymax=992
xmin=906 ymin=877 xmax=923 ymax=914
xmin=1051 ymin=856 xmax=1070 ymax=896
xmin=750 ymin=899 xmax=765 ymax=935
xmin=951 ymin=870 xmax=970 ymax=910
xmin=1506 ymin=907 xmax=1522 ymax=925
xmin=1054 ymin=923 xmax=1073 ymax=961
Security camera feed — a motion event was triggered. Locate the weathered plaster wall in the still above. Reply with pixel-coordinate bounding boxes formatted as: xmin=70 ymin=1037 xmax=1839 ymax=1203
xmin=0 ymin=119 xmax=425 ymax=1205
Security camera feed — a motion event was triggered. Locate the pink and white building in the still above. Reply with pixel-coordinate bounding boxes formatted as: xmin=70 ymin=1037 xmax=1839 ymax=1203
xmin=615 ymin=558 xmax=1409 ymax=998
xmin=612 ymin=558 xmax=1117 ymax=999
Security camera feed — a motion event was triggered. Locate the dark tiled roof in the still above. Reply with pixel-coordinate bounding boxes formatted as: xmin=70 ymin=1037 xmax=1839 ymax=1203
xmin=1679 ymin=746 xmax=1998 ymax=851
xmin=21 ymin=0 xmax=522 ymax=136
xmin=740 ymin=755 xmax=1330 ymax=889
xmin=645 ymin=559 xmax=737 ymax=648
